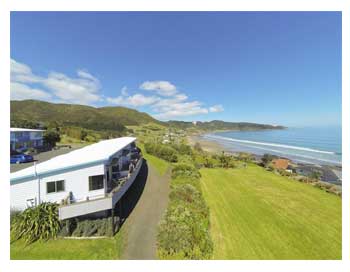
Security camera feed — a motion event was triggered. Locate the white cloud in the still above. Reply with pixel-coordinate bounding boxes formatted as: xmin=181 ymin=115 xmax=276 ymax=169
xmin=43 ymin=71 xmax=102 ymax=105
xmin=121 ymin=86 xmax=128 ymax=96
xmin=152 ymin=100 xmax=209 ymax=120
xmin=10 ymin=60 xmax=225 ymax=119
xmin=151 ymin=93 xmax=188 ymax=112
xmin=10 ymin=59 xmax=103 ymax=105
xmin=11 ymin=82 xmax=52 ymax=101
xmin=11 ymin=59 xmax=42 ymax=83
xmin=140 ymin=80 xmax=177 ymax=96
xmin=107 ymin=93 xmax=160 ymax=107
xmin=108 ymin=82 xmax=222 ymax=120
xmin=209 ymin=104 xmax=224 ymax=113
xmin=153 ymin=105 xmax=209 ymax=120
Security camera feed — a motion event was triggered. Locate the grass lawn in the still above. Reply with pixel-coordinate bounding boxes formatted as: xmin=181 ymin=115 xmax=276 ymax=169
xmin=200 ymin=164 xmax=341 ymax=260
xmin=11 ymin=229 xmax=125 ymax=260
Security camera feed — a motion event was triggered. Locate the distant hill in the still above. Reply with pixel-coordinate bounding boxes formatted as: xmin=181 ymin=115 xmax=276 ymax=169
xmin=168 ymin=120 xmax=285 ymax=131
xmin=10 ymin=100 xmax=285 ymax=134
xmin=10 ymin=100 xmax=164 ymax=133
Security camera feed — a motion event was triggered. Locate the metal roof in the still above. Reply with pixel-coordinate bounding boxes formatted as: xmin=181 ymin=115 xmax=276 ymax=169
xmin=10 ymin=137 xmax=136 ymax=183
xmin=11 ymin=128 xmax=45 ymax=132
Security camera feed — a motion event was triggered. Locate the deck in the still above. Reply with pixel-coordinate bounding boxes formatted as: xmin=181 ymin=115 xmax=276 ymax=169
xmin=58 ymin=158 xmax=143 ymax=220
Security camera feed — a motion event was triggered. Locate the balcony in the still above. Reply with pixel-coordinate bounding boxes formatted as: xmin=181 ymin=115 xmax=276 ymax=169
xmin=58 ymin=157 xmax=143 ymax=220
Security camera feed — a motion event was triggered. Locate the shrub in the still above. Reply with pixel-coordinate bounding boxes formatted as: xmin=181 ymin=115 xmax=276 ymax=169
xmin=43 ymin=130 xmax=61 ymax=147
xmin=171 ymin=143 xmax=193 ymax=156
xmin=261 ymin=153 xmax=275 ymax=167
xmin=11 ymin=202 xmax=60 ymax=245
xmin=144 ymin=142 xmax=178 ymax=162
xmin=194 ymin=154 xmax=216 ymax=168
xmin=194 ymin=142 xmax=203 ymax=153
xmin=158 ymin=160 xmax=213 ymax=259
xmin=237 ymin=152 xmax=253 ymax=162
xmin=10 ymin=210 xmax=21 ymax=225
xmin=172 ymin=164 xmax=201 ymax=180
xmin=85 ymin=135 xmax=97 ymax=142
xmin=170 ymin=184 xmax=209 ymax=218
xmin=60 ymin=216 xmax=118 ymax=237
xmin=157 ymin=204 xmax=213 ymax=260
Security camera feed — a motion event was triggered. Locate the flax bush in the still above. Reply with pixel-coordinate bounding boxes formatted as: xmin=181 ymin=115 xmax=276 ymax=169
xmin=11 ymin=202 xmax=61 ymax=245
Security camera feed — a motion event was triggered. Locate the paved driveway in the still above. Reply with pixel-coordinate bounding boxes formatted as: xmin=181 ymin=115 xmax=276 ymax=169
xmin=10 ymin=147 xmax=80 ymax=173
xmin=120 ymin=160 xmax=171 ymax=260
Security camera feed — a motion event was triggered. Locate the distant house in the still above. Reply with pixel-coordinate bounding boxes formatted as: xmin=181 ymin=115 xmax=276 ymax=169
xmin=10 ymin=137 xmax=143 ymax=221
xmin=271 ymin=158 xmax=290 ymax=170
xmin=10 ymin=128 xmax=45 ymax=152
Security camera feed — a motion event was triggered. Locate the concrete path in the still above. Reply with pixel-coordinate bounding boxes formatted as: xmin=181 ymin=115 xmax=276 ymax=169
xmin=121 ymin=160 xmax=170 ymax=260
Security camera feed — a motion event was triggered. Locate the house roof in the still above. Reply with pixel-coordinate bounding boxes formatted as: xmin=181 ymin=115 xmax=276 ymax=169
xmin=272 ymin=158 xmax=290 ymax=170
xmin=10 ymin=137 xmax=136 ymax=183
xmin=11 ymin=128 xmax=45 ymax=132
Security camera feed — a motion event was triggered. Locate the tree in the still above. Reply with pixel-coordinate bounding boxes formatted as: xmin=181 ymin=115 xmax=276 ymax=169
xmin=80 ymin=129 xmax=88 ymax=141
xmin=43 ymin=130 xmax=61 ymax=147
xmin=218 ymin=151 xmax=230 ymax=168
xmin=309 ymin=171 xmax=321 ymax=181
xmin=261 ymin=153 xmax=274 ymax=167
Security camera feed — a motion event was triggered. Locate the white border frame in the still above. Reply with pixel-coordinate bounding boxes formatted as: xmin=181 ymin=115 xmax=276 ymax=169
xmin=0 ymin=1 xmax=348 ymax=272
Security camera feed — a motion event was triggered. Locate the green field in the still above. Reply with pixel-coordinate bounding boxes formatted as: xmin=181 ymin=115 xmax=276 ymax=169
xmin=11 ymin=228 xmax=124 ymax=260
xmin=200 ymin=165 xmax=341 ymax=260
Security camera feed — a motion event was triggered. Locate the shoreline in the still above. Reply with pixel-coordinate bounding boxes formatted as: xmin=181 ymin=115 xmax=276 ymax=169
xmin=187 ymin=134 xmax=342 ymax=171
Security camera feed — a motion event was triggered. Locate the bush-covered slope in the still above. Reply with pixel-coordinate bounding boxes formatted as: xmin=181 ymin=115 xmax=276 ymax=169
xmin=10 ymin=100 xmax=164 ymax=132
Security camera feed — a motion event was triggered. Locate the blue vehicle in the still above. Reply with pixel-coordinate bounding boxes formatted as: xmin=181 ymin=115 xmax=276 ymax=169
xmin=10 ymin=154 xmax=34 ymax=164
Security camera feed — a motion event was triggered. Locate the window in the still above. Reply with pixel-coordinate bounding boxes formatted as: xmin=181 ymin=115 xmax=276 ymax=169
xmin=89 ymin=175 xmax=104 ymax=191
xmin=46 ymin=180 xmax=65 ymax=194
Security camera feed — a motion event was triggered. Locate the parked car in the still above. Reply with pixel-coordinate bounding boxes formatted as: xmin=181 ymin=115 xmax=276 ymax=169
xmin=10 ymin=154 xmax=34 ymax=164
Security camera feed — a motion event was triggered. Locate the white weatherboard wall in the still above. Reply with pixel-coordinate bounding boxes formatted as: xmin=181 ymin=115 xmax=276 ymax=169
xmin=41 ymin=164 xmax=105 ymax=203
xmin=10 ymin=163 xmax=105 ymax=211
xmin=10 ymin=178 xmax=38 ymax=211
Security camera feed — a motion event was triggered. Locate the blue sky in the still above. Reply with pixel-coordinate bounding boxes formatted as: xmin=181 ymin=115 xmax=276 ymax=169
xmin=11 ymin=12 xmax=341 ymax=126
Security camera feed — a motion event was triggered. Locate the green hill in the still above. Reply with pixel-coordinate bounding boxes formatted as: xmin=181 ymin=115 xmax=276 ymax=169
xmin=10 ymin=100 xmax=285 ymax=135
xmin=10 ymin=100 xmax=164 ymax=132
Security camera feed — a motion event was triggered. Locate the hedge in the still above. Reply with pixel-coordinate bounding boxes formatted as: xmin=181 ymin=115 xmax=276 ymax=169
xmin=157 ymin=163 xmax=213 ymax=259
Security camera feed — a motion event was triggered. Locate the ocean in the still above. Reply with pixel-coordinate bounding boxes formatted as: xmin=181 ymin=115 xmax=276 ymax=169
xmin=203 ymin=126 xmax=342 ymax=166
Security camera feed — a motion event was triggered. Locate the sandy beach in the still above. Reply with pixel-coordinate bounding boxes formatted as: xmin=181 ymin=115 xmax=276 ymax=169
xmin=187 ymin=134 xmax=227 ymax=153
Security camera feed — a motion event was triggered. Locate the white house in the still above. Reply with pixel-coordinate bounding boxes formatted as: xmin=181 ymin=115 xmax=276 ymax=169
xmin=10 ymin=137 xmax=143 ymax=220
